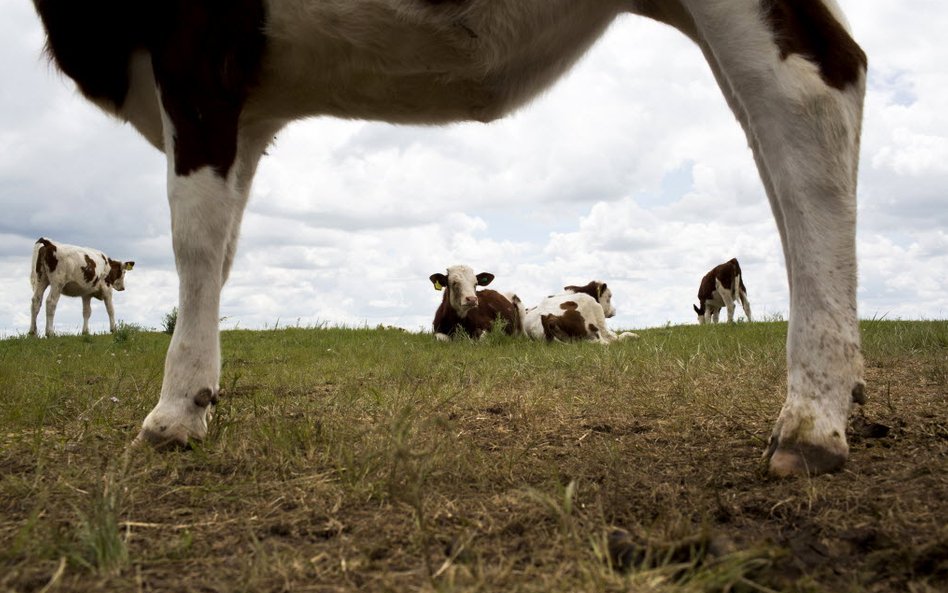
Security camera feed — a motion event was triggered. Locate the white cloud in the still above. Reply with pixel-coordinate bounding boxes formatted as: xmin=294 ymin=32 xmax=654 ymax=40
xmin=1 ymin=0 xmax=945 ymax=339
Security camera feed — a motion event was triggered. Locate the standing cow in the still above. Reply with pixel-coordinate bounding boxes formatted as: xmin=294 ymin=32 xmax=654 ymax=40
xmin=30 ymin=237 xmax=135 ymax=337
xmin=430 ymin=265 xmax=523 ymax=341
xmin=693 ymin=258 xmax=752 ymax=324
xmin=32 ymin=0 xmax=868 ymax=476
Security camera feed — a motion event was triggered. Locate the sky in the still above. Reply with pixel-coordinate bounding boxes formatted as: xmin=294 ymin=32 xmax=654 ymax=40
xmin=1 ymin=1 xmax=946 ymax=337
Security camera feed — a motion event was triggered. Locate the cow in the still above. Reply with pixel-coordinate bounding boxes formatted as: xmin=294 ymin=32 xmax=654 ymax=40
xmin=693 ymin=258 xmax=752 ymax=324
xmin=524 ymin=281 xmax=638 ymax=343
xmin=29 ymin=237 xmax=135 ymax=337
xmin=430 ymin=265 xmax=523 ymax=341
xmin=31 ymin=0 xmax=868 ymax=477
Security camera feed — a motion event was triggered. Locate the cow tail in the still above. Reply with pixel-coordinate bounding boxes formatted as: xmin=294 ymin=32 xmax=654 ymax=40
xmin=30 ymin=240 xmax=44 ymax=290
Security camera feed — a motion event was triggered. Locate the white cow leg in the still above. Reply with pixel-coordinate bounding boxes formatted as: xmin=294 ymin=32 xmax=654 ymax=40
xmin=679 ymin=0 xmax=867 ymax=475
xmin=720 ymin=286 xmax=736 ymax=323
xmin=29 ymin=279 xmax=48 ymax=336
xmin=103 ymin=293 xmax=117 ymax=333
xmin=139 ymin=167 xmax=235 ymax=446
xmin=82 ymin=295 xmax=93 ymax=335
xmin=44 ymin=285 xmax=62 ymax=337
xmin=741 ymin=292 xmax=753 ymax=322
xmin=221 ymin=121 xmax=283 ymax=284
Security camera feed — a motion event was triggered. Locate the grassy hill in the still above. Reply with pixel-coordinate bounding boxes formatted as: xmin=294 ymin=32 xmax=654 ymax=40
xmin=1 ymin=320 xmax=945 ymax=592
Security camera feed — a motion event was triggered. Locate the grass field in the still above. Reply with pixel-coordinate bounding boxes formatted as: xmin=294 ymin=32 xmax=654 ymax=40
xmin=1 ymin=320 xmax=945 ymax=592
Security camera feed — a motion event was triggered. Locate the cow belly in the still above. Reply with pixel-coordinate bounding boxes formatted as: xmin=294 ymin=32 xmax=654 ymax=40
xmin=61 ymin=282 xmax=88 ymax=297
xmin=255 ymin=0 xmax=620 ymax=123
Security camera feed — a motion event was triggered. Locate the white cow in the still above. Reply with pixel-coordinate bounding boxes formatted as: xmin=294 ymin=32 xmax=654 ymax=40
xmin=524 ymin=281 xmax=638 ymax=344
xmin=29 ymin=237 xmax=135 ymax=337
xmin=32 ymin=0 xmax=868 ymax=477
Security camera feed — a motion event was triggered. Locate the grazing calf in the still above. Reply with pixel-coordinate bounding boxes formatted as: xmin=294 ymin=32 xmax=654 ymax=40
xmin=430 ymin=265 xmax=523 ymax=341
xmin=525 ymin=281 xmax=638 ymax=343
xmin=32 ymin=0 xmax=867 ymax=476
xmin=693 ymin=259 xmax=752 ymax=324
xmin=29 ymin=237 xmax=134 ymax=337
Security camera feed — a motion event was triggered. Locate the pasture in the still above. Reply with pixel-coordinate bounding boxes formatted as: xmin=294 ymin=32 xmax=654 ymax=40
xmin=1 ymin=320 xmax=945 ymax=592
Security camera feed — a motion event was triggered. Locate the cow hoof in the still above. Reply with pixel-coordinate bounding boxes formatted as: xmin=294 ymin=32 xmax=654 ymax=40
xmin=765 ymin=436 xmax=847 ymax=478
xmin=133 ymin=424 xmax=197 ymax=450
xmin=137 ymin=404 xmax=210 ymax=450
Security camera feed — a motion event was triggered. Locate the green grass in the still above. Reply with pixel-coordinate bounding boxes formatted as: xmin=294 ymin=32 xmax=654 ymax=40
xmin=0 ymin=320 xmax=945 ymax=592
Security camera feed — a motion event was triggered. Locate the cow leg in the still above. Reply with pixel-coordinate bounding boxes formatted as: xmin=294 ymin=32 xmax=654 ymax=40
xmin=103 ymin=293 xmax=118 ymax=333
xmin=719 ymin=282 xmax=737 ymax=323
xmin=29 ymin=278 xmax=48 ymax=336
xmin=44 ymin=285 xmax=62 ymax=337
xmin=137 ymin=117 xmax=276 ymax=445
xmin=669 ymin=0 xmax=867 ymax=475
xmin=81 ymin=295 xmax=93 ymax=335
xmin=221 ymin=120 xmax=283 ymax=284
xmin=740 ymin=290 xmax=753 ymax=322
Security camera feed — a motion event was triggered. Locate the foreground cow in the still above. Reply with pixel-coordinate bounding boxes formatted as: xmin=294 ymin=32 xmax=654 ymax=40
xmin=694 ymin=259 xmax=752 ymax=324
xmin=525 ymin=281 xmax=638 ymax=343
xmin=430 ymin=265 xmax=523 ymax=341
xmin=32 ymin=0 xmax=867 ymax=476
xmin=29 ymin=237 xmax=134 ymax=337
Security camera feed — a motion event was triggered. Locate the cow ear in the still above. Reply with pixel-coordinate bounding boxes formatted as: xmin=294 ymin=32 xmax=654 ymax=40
xmin=476 ymin=273 xmax=494 ymax=287
xmin=124 ymin=261 xmax=135 ymax=271
xmin=597 ymin=282 xmax=606 ymax=297
xmin=429 ymin=273 xmax=447 ymax=291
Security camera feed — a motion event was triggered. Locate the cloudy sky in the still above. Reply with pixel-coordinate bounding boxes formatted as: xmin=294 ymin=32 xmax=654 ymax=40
xmin=1 ymin=1 xmax=945 ymax=337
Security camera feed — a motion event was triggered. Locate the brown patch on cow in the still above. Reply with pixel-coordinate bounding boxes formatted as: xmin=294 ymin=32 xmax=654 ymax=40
xmin=151 ymin=1 xmax=268 ymax=177
xmin=193 ymin=388 xmax=219 ymax=408
xmin=35 ymin=238 xmax=59 ymax=275
xmin=81 ymin=254 xmax=96 ymax=283
xmin=560 ymin=301 xmax=579 ymax=311
xmin=762 ymin=0 xmax=867 ymax=90
xmin=34 ymin=0 xmax=268 ymax=179
xmin=540 ymin=309 xmax=587 ymax=342
xmin=104 ymin=259 xmax=123 ymax=286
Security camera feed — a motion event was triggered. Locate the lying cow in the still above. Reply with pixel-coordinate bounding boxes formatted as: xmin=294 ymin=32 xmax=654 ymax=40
xmin=29 ymin=237 xmax=134 ymax=337
xmin=524 ymin=281 xmax=638 ymax=344
xmin=693 ymin=258 xmax=752 ymax=324
xmin=430 ymin=265 xmax=523 ymax=341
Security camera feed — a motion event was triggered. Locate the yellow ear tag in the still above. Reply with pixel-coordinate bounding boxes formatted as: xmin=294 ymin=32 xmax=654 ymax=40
xmin=434 ymin=281 xmax=443 ymax=291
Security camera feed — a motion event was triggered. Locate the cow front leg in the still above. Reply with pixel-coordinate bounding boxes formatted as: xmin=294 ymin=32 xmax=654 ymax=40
xmin=103 ymin=293 xmax=117 ymax=333
xmin=139 ymin=167 xmax=235 ymax=446
xmin=678 ymin=0 xmax=867 ymax=475
xmin=82 ymin=295 xmax=93 ymax=335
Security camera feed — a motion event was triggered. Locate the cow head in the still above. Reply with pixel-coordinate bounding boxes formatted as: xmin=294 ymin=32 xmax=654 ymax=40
xmin=430 ymin=265 xmax=494 ymax=317
xmin=693 ymin=303 xmax=706 ymax=324
xmin=565 ymin=281 xmax=616 ymax=318
xmin=106 ymin=259 xmax=135 ymax=291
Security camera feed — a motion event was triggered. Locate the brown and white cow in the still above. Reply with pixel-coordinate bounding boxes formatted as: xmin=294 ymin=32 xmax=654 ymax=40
xmin=524 ymin=281 xmax=638 ymax=343
xmin=430 ymin=265 xmax=523 ymax=341
xmin=693 ymin=258 xmax=752 ymax=324
xmin=29 ymin=237 xmax=135 ymax=337
xmin=32 ymin=0 xmax=868 ymax=476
